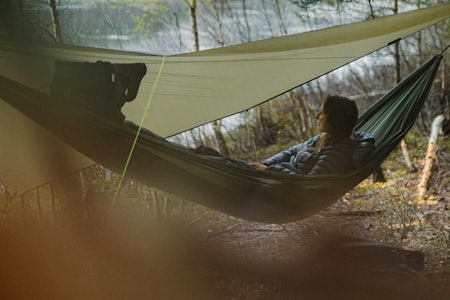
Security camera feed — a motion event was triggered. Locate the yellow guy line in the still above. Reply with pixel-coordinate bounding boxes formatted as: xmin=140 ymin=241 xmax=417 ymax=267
xmin=246 ymin=110 xmax=259 ymax=163
xmin=111 ymin=56 xmax=166 ymax=208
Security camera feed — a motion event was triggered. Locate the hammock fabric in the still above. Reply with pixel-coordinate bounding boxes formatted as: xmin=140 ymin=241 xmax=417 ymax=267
xmin=0 ymin=55 xmax=442 ymax=223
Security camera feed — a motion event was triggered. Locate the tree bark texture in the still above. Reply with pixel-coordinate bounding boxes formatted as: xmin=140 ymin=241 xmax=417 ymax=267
xmin=213 ymin=120 xmax=230 ymax=157
xmin=186 ymin=0 xmax=199 ymax=51
xmin=48 ymin=0 xmax=64 ymax=43
xmin=417 ymin=114 xmax=445 ymax=202
xmin=400 ymin=139 xmax=417 ymax=172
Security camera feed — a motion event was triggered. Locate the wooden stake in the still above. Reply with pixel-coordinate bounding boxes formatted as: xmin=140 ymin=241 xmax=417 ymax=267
xmin=21 ymin=194 xmax=26 ymax=225
xmin=34 ymin=188 xmax=42 ymax=223
xmin=49 ymin=182 xmax=56 ymax=223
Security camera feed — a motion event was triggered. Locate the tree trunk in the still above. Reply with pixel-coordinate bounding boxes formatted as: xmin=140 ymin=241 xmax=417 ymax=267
xmin=372 ymin=165 xmax=386 ymax=183
xmin=185 ymin=0 xmax=199 ymax=51
xmin=375 ymin=0 xmax=405 ymax=182
xmin=392 ymin=0 xmax=414 ymax=172
xmin=212 ymin=120 xmax=230 ymax=157
xmin=272 ymin=0 xmax=287 ymax=35
xmin=417 ymin=115 xmax=445 ymax=203
xmin=48 ymin=0 xmax=63 ymax=43
xmin=242 ymin=0 xmax=251 ymax=41
xmin=400 ymin=139 xmax=417 ymax=172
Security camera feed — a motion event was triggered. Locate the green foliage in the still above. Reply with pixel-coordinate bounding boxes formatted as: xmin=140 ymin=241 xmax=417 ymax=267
xmin=96 ymin=0 xmax=171 ymax=39
xmin=129 ymin=1 xmax=170 ymax=38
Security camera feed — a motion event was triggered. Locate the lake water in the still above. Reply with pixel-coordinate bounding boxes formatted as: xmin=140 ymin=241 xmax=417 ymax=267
xmin=63 ymin=0 xmax=420 ymax=142
xmin=78 ymin=0 xmax=374 ymax=55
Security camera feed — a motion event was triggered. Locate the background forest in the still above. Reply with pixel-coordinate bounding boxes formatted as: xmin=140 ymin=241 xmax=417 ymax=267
xmin=1 ymin=0 xmax=448 ymax=153
xmin=0 ymin=0 xmax=449 ymax=299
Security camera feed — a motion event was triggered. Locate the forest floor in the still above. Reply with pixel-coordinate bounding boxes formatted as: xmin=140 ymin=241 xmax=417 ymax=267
xmin=1 ymin=137 xmax=448 ymax=299
xmin=179 ymin=138 xmax=450 ymax=299
xmin=186 ymin=180 xmax=449 ymax=299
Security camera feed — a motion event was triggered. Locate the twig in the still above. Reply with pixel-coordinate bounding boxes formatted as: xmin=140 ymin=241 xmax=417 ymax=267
xmin=280 ymin=224 xmax=302 ymax=244
xmin=207 ymin=224 xmax=241 ymax=238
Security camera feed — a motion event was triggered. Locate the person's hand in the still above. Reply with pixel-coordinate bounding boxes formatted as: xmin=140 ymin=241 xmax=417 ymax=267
xmin=250 ymin=163 xmax=268 ymax=171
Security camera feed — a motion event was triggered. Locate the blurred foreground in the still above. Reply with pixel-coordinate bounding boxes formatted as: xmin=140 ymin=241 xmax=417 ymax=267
xmin=0 ymin=207 xmax=448 ymax=300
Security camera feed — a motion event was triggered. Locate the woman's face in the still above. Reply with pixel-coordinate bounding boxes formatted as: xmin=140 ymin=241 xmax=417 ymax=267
xmin=315 ymin=104 xmax=329 ymax=132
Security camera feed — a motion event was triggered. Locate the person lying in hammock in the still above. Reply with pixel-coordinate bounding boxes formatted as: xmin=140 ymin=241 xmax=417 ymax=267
xmin=250 ymin=95 xmax=375 ymax=175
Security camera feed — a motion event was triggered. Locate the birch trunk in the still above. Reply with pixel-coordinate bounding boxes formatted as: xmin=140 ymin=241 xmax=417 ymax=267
xmin=417 ymin=115 xmax=445 ymax=203
xmin=400 ymin=139 xmax=417 ymax=172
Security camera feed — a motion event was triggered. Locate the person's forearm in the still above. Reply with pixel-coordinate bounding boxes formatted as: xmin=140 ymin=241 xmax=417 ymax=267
xmin=250 ymin=163 xmax=268 ymax=171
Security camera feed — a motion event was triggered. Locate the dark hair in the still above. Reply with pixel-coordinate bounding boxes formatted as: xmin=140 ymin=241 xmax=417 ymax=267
xmin=307 ymin=95 xmax=358 ymax=155
xmin=323 ymin=95 xmax=358 ymax=138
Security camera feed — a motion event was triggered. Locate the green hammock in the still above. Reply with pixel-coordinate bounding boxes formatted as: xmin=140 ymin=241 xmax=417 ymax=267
xmin=0 ymin=54 xmax=442 ymax=223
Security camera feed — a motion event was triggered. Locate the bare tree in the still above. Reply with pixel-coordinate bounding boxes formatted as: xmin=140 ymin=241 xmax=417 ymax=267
xmin=200 ymin=0 xmax=226 ymax=46
xmin=48 ymin=0 xmax=63 ymax=43
xmin=212 ymin=120 xmax=231 ymax=156
xmin=271 ymin=0 xmax=287 ymax=35
xmin=241 ymin=0 xmax=252 ymax=41
xmin=392 ymin=0 xmax=417 ymax=172
xmin=184 ymin=0 xmax=200 ymax=51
